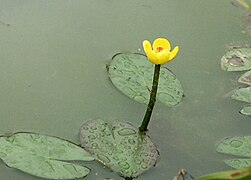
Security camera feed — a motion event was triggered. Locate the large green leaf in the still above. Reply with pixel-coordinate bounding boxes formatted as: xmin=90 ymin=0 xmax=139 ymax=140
xmin=0 ymin=132 xmax=94 ymax=179
xmin=216 ymin=136 xmax=251 ymax=169
xmin=221 ymin=48 xmax=251 ymax=71
xmin=195 ymin=166 xmax=251 ymax=180
xmin=231 ymin=87 xmax=251 ymax=103
xmin=79 ymin=119 xmax=158 ymax=178
xmin=108 ymin=53 xmax=184 ymax=107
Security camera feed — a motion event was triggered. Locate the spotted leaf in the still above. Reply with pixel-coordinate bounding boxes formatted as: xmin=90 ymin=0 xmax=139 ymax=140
xmin=221 ymin=48 xmax=251 ymax=71
xmin=216 ymin=136 xmax=251 ymax=169
xmin=79 ymin=119 xmax=158 ymax=178
xmin=108 ymin=53 xmax=183 ymax=107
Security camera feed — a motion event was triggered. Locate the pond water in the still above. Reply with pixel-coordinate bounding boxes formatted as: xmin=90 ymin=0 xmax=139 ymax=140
xmin=0 ymin=0 xmax=250 ymax=179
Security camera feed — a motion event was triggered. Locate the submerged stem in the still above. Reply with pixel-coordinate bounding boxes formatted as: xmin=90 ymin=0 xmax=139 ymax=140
xmin=139 ymin=64 xmax=161 ymax=132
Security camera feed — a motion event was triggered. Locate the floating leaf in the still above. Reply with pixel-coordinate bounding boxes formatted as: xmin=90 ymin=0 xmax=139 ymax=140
xmin=240 ymin=105 xmax=251 ymax=116
xmin=0 ymin=132 xmax=94 ymax=179
xmin=221 ymin=48 xmax=251 ymax=71
xmin=108 ymin=53 xmax=184 ymax=107
xmin=195 ymin=166 xmax=251 ymax=180
xmin=238 ymin=70 xmax=251 ymax=85
xmin=225 ymin=159 xmax=251 ymax=169
xmin=216 ymin=136 xmax=251 ymax=169
xmin=79 ymin=119 xmax=158 ymax=178
xmin=231 ymin=87 xmax=251 ymax=103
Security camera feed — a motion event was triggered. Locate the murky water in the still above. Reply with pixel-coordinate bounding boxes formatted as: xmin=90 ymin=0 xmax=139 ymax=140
xmin=0 ymin=0 xmax=250 ymax=179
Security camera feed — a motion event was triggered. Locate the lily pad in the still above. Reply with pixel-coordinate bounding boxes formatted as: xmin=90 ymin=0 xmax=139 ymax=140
xmin=79 ymin=119 xmax=158 ymax=178
xmin=231 ymin=86 xmax=251 ymax=103
xmin=238 ymin=70 xmax=251 ymax=85
xmin=216 ymin=136 xmax=251 ymax=169
xmin=224 ymin=159 xmax=251 ymax=169
xmin=108 ymin=53 xmax=184 ymax=107
xmin=0 ymin=132 xmax=94 ymax=179
xmin=195 ymin=166 xmax=251 ymax=180
xmin=221 ymin=48 xmax=251 ymax=71
xmin=240 ymin=105 xmax=251 ymax=116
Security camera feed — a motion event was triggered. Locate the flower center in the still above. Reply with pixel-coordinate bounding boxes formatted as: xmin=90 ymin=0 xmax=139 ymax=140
xmin=156 ymin=47 xmax=164 ymax=52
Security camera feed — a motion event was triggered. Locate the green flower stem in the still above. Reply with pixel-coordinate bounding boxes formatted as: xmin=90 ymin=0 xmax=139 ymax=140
xmin=139 ymin=64 xmax=161 ymax=132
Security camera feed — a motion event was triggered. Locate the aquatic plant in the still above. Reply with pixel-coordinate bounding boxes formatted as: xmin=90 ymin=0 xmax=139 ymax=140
xmin=216 ymin=136 xmax=251 ymax=169
xmin=139 ymin=38 xmax=179 ymax=132
xmin=108 ymin=53 xmax=183 ymax=107
xmin=221 ymin=47 xmax=251 ymax=115
xmin=79 ymin=119 xmax=158 ymax=178
xmin=79 ymin=37 xmax=180 ymax=178
xmin=0 ymin=38 xmax=181 ymax=179
xmin=0 ymin=132 xmax=94 ymax=179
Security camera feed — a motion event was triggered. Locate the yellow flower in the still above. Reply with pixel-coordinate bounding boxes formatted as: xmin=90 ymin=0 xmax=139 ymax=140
xmin=143 ymin=38 xmax=179 ymax=65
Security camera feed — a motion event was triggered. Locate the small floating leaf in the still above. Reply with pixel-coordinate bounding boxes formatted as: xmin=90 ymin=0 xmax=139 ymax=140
xmin=216 ymin=136 xmax=251 ymax=169
xmin=217 ymin=136 xmax=251 ymax=158
xmin=238 ymin=70 xmax=251 ymax=85
xmin=225 ymin=159 xmax=251 ymax=169
xmin=231 ymin=87 xmax=251 ymax=103
xmin=108 ymin=53 xmax=184 ymax=107
xmin=221 ymin=48 xmax=251 ymax=71
xmin=240 ymin=105 xmax=251 ymax=116
xmin=79 ymin=119 xmax=158 ymax=178
xmin=0 ymin=132 xmax=94 ymax=179
xmin=195 ymin=166 xmax=251 ymax=180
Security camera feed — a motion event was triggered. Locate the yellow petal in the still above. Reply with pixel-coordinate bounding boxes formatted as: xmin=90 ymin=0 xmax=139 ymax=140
xmin=143 ymin=40 xmax=158 ymax=64
xmin=153 ymin=38 xmax=171 ymax=51
xmin=156 ymin=50 xmax=171 ymax=65
xmin=169 ymin=46 xmax=179 ymax=61
xmin=147 ymin=51 xmax=158 ymax=64
xmin=143 ymin=40 xmax=152 ymax=52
